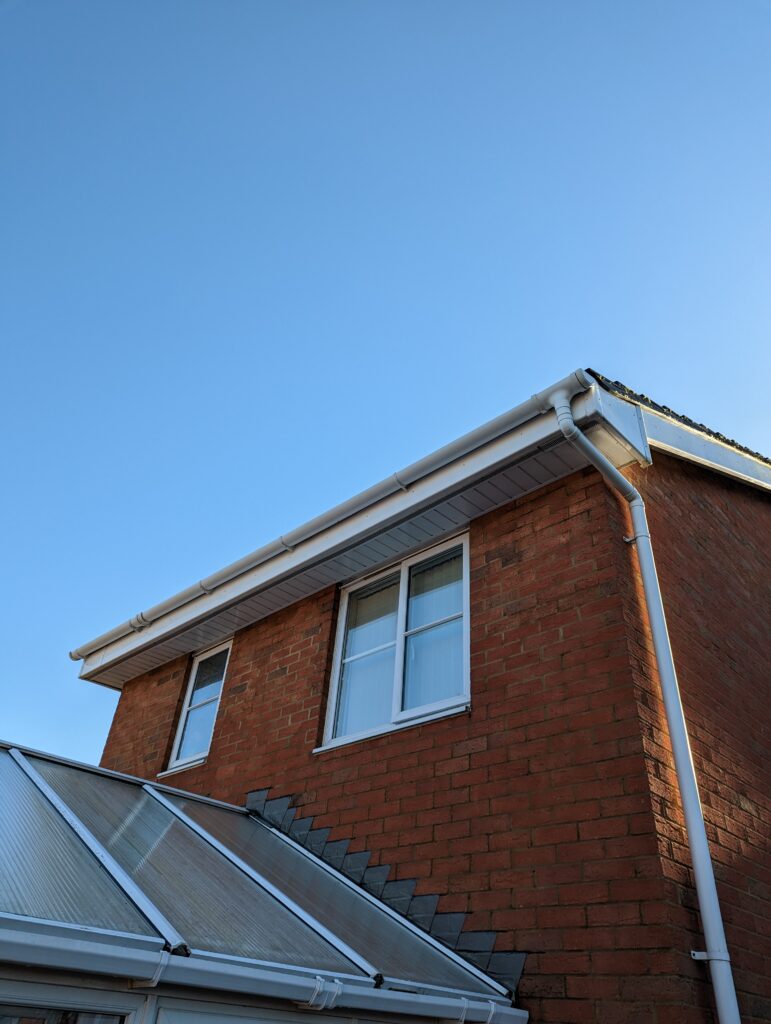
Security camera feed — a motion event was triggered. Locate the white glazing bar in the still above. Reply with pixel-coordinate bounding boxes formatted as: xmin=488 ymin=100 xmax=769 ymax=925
xmin=8 ymin=748 xmax=189 ymax=955
xmin=143 ymin=784 xmax=381 ymax=980
xmin=404 ymin=610 xmax=463 ymax=638
xmin=341 ymin=639 xmax=397 ymax=664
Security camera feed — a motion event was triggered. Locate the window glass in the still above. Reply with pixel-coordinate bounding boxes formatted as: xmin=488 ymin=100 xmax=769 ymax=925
xmin=407 ymin=551 xmax=463 ymax=631
xmin=335 ymin=646 xmax=396 ymax=736
xmin=0 ymin=1008 xmax=124 ymax=1024
xmin=176 ymin=701 xmax=220 ymax=762
xmin=343 ymin=578 xmax=399 ymax=657
xmin=403 ymin=616 xmax=464 ymax=710
xmin=189 ymin=648 xmax=228 ymax=706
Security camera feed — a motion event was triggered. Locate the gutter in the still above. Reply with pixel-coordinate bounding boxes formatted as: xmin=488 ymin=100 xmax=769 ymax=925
xmin=70 ymin=369 xmax=594 ymax=664
xmin=159 ymin=956 xmax=529 ymax=1022
xmin=544 ymin=372 xmax=741 ymax=1024
xmin=0 ymin=920 xmax=527 ymax=1022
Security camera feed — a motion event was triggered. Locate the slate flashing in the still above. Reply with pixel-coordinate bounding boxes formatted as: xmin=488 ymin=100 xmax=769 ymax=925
xmin=245 ymin=786 xmax=527 ymax=994
xmin=320 ymin=838 xmax=349 ymax=869
xmin=342 ymin=850 xmax=371 ymax=883
xmin=382 ymin=879 xmax=417 ymax=914
xmin=362 ymin=864 xmax=391 ymax=897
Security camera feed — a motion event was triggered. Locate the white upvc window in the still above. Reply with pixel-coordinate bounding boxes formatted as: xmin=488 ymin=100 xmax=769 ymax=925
xmin=168 ymin=641 xmax=231 ymax=769
xmin=323 ymin=536 xmax=470 ymax=747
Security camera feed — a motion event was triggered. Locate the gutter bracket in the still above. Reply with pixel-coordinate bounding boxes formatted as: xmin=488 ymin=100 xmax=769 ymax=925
xmin=131 ymin=948 xmax=170 ymax=989
xmin=299 ymin=976 xmax=344 ymax=1010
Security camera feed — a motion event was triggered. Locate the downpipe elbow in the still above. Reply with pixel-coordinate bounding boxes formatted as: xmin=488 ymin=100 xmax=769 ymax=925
xmin=545 ymin=389 xmax=580 ymax=441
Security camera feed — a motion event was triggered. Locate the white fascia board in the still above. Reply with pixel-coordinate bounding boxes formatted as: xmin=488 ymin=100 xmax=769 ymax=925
xmin=77 ymin=385 xmax=650 ymax=684
xmin=643 ymin=409 xmax=771 ymax=492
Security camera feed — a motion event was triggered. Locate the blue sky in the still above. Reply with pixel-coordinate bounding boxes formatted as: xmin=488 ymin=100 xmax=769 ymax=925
xmin=1 ymin=1 xmax=769 ymax=765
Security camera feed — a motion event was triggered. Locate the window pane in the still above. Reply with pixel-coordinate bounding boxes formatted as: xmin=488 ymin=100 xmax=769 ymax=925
xmin=403 ymin=616 xmax=464 ymax=711
xmin=176 ymin=700 xmax=218 ymax=761
xmin=407 ymin=550 xmax=462 ymax=631
xmin=189 ymin=648 xmax=228 ymax=706
xmin=0 ymin=1010 xmax=124 ymax=1024
xmin=343 ymin=577 xmax=399 ymax=657
xmin=335 ymin=647 xmax=395 ymax=737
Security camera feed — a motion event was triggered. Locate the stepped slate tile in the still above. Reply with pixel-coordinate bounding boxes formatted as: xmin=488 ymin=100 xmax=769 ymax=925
xmin=280 ymin=807 xmax=297 ymax=831
xmin=263 ymin=796 xmax=292 ymax=827
xmin=407 ymin=894 xmax=438 ymax=931
xmin=430 ymin=913 xmax=465 ymax=947
xmin=304 ymin=827 xmax=330 ymax=855
xmin=342 ymin=851 xmax=370 ymax=883
xmin=381 ymin=879 xmax=416 ymax=914
xmin=461 ymin=951 xmax=493 ymax=971
xmin=456 ymin=931 xmax=496 ymax=953
xmin=288 ymin=816 xmax=313 ymax=843
xmin=321 ymin=839 xmax=349 ymax=869
xmin=245 ymin=788 xmax=270 ymax=815
xmin=487 ymin=952 xmax=527 ymax=992
xmin=362 ymin=865 xmax=391 ymax=897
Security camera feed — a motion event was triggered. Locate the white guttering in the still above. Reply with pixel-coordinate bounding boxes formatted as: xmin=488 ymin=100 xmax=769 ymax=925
xmin=0 ymin=922 xmax=527 ymax=1022
xmin=158 ymin=957 xmax=528 ymax=1022
xmin=69 ymin=369 xmax=596 ymax=667
xmin=544 ymin=372 xmax=741 ymax=1024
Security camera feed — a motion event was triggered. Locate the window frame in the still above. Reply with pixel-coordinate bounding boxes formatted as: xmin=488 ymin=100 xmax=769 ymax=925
xmin=322 ymin=535 xmax=470 ymax=749
xmin=168 ymin=640 xmax=232 ymax=770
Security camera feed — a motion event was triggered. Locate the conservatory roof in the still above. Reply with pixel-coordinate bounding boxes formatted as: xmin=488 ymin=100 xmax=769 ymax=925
xmin=0 ymin=743 xmax=527 ymax=1023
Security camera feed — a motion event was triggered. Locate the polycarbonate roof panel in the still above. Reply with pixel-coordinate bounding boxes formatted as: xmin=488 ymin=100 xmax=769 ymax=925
xmin=32 ymin=758 xmax=359 ymax=975
xmin=0 ymin=751 xmax=156 ymax=937
xmin=169 ymin=795 xmax=498 ymax=995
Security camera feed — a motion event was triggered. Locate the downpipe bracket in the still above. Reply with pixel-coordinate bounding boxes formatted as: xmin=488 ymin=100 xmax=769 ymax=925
xmin=692 ymin=950 xmax=731 ymax=963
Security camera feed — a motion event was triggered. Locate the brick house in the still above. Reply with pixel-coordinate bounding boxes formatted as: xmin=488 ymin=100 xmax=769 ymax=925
xmin=2 ymin=369 xmax=768 ymax=1024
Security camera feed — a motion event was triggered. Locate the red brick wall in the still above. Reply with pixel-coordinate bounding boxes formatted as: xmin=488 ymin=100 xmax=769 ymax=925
xmin=100 ymin=459 xmax=770 ymax=1023
xmin=621 ymin=454 xmax=771 ymax=1024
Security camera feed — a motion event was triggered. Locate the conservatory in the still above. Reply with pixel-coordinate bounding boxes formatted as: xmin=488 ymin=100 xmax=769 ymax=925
xmin=0 ymin=743 xmax=527 ymax=1024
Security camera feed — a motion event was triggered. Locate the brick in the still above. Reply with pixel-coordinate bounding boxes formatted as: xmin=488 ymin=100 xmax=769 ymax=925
xmin=100 ymin=458 xmax=770 ymax=1023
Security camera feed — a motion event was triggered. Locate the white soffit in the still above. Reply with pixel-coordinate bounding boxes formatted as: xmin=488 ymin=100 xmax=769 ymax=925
xmin=642 ymin=408 xmax=771 ymax=492
xmin=77 ymin=386 xmax=650 ymax=689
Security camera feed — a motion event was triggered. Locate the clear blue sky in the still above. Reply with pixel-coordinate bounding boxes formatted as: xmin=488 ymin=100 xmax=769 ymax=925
xmin=1 ymin=1 xmax=769 ymax=765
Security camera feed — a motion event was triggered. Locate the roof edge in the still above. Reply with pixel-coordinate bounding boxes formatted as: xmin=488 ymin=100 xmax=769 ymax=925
xmin=70 ymin=369 xmax=592 ymax=665
xmin=588 ymin=368 xmax=771 ymax=468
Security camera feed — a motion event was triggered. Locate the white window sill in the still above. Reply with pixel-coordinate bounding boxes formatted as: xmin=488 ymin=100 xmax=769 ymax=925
xmin=157 ymin=757 xmax=206 ymax=779
xmin=313 ymin=702 xmax=470 ymax=754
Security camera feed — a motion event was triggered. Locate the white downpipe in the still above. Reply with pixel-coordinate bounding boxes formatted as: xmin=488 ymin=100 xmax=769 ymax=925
xmin=544 ymin=377 xmax=740 ymax=1024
